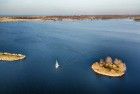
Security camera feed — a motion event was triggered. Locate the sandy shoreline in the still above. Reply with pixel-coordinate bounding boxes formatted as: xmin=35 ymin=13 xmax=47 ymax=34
xmin=0 ymin=15 xmax=140 ymax=23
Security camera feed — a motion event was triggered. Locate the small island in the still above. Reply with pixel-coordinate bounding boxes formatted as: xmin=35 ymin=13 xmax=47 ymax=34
xmin=91 ymin=57 xmax=126 ymax=77
xmin=0 ymin=52 xmax=26 ymax=61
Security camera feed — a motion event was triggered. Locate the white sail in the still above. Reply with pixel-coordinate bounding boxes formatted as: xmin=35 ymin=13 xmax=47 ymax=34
xmin=55 ymin=60 xmax=60 ymax=69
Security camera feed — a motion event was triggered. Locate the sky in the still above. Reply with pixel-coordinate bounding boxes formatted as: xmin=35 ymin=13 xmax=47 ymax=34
xmin=0 ymin=0 xmax=140 ymax=15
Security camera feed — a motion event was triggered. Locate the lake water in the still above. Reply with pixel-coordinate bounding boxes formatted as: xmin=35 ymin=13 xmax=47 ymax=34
xmin=0 ymin=19 xmax=140 ymax=94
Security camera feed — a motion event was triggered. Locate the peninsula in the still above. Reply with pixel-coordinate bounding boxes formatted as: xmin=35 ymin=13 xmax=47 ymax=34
xmin=92 ymin=57 xmax=126 ymax=77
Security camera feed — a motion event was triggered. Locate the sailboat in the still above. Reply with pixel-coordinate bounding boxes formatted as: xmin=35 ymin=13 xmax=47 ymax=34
xmin=55 ymin=59 xmax=60 ymax=69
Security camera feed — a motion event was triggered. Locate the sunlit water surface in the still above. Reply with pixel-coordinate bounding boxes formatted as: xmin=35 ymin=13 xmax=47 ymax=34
xmin=0 ymin=19 xmax=140 ymax=94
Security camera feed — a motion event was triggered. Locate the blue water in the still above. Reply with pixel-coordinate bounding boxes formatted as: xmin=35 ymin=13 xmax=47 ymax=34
xmin=0 ymin=19 xmax=140 ymax=94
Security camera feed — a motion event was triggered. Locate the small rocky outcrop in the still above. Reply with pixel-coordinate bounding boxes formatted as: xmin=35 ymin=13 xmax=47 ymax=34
xmin=0 ymin=52 xmax=26 ymax=61
xmin=92 ymin=57 xmax=126 ymax=77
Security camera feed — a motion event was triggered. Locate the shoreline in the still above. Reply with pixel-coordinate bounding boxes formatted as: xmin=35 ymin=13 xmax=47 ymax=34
xmin=0 ymin=15 xmax=140 ymax=23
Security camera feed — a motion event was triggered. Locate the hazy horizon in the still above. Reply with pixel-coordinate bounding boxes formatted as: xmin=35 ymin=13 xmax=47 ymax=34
xmin=0 ymin=0 xmax=140 ymax=15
